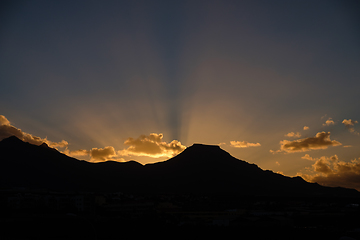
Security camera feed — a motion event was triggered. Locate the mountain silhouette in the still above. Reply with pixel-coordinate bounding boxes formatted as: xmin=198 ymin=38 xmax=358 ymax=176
xmin=0 ymin=136 xmax=359 ymax=197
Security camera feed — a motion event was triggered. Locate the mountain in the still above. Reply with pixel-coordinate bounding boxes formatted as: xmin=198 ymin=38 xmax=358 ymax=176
xmin=0 ymin=136 xmax=359 ymax=197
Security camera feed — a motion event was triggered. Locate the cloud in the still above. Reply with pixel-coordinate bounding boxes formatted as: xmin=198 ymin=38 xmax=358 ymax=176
xmin=48 ymin=140 xmax=69 ymax=148
xmin=299 ymin=155 xmax=360 ymax=191
xmin=63 ymin=149 xmax=90 ymax=157
xmin=303 ymin=126 xmax=309 ymax=130
xmin=342 ymin=119 xmax=358 ymax=126
xmin=301 ymin=154 xmax=314 ymax=161
xmin=64 ymin=133 xmax=185 ymax=162
xmin=0 ymin=115 xmax=68 ymax=148
xmin=277 ymin=131 xmax=341 ymax=153
xmin=118 ymin=133 xmax=186 ymax=158
xmin=63 ymin=147 xmax=127 ymax=163
xmin=342 ymin=119 xmax=359 ymax=135
xmin=90 ymin=146 xmax=117 ymax=162
xmin=0 ymin=116 xmax=181 ymax=163
xmin=323 ymin=118 xmax=335 ymax=126
xmin=230 ymin=140 xmax=261 ymax=148
xmin=0 ymin=115 xmax=10 ymax=126
xmin=301 ymin=154 xmax=338 ymax=162
xmin=285 ymin=132 xmax=301 ymax=138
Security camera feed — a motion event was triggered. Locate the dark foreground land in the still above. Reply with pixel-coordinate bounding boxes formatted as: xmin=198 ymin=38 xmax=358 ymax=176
xmin=1 ymin=189 xmax=360 ymax=240
xmin=1 ymin=138 xmax=360 ymax=239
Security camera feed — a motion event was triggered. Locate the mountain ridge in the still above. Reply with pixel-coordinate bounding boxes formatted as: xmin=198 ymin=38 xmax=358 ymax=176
xmin=0 ymin=136 xmax=359 ymax=196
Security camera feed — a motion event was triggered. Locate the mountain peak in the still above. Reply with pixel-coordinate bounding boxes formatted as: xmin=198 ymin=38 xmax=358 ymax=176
xmin=190 ymin=143 xmax=221 ymax=149
xmin=167 ymin=142 xmax=237 ymax=166
xmin=39 ymin=142 xmax=51 ymax=149
xmin=185 ymin=143 xmax=227 ymax=156
xmin=0 ymin=135 xmax=24 ymax=145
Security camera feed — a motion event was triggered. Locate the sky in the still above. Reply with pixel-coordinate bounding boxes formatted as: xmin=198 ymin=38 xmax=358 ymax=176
xmin=1 ymin=0 xmax=360 ymax=190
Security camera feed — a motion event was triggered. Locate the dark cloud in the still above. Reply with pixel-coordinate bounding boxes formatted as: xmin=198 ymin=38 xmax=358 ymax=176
xmin=278 ymin=131 xmax=341 ymax=153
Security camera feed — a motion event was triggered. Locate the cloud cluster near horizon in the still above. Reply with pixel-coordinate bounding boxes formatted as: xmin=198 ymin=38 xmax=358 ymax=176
xmin=0 ymin=115 xmax=185 ymax=163
xmin=118 ymin=133 xmax=186 ymax=158
xmin=299 ymin=154 xmax=360 ymax=191
xmin=0 ymin=115 xmax=68 ymax=148
xmin=64 ymin=147 xmax=124 ymax=162
xmin=62 ymin=133 xmax=186 ymax=162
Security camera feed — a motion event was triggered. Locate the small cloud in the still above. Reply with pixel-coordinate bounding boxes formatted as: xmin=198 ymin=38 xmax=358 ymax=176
xmin=275 ymin=161 xmax=280 ymax=166
xmin=343 ymin=145 xmax=353 ymax=148
xmin=278 ymin=131 xmax=341 ymax=153
xmin=0 ymin=115 xmax=10 ymax=126
xmin=342 ymin=119 xmax=358 ymax=126
xmin=270 ymin=149 xmax=281 ymax=154
xmin=285 ymin=132 xmax=301 ymax=138
xmin=303 ymin=126 xmax=309 ymax=130
xmin=301 ymin=154 xmax=338 ymax=162
xmin=342 ymin=119 xmax=359 ymax=135
xmin=323 ymin=118 xmax=335 ymax=126
xmin=118 ymin=133 xmax=186 ymax=158
xmin=301 ymin=154 xmax=314 ymax=161
xmin=230 ymin=140 xmax=261 ymax=148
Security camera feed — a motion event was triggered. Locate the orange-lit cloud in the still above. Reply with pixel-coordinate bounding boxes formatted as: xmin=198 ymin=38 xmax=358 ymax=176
xmin=285 ymin=132 xmax=301 ymax=138
xmin=0 ymin=115 xmax=68 ymax=148
xmin=322 ymin=117 xmax=335 ymax=126
xmin=342 ymin=119 xmax=358 ymax=127
xmin=0 ymin=115 xmax=10 ymax=126
xmin=63 ymin=147 xmax=126 ymax=162
xmin=230 ymin=140 xmax=261 ymax=148
xmin=63 ymin=149 xmax=90 ymax=157
xmin=342 ymin=119 xmax=359 ymax=135
xmin=90 ymin=146 xmax=118 ymax=162
xmin=118 ymin=133 xmax=186 ymax=158
xmin=301 ymin=153 xmax=338 ymax=162
xmin=277 ymin=131 xmax=341 ymax=153
xmin=303 ymin=126 xmax=309 ymax=130
xmin=299 ymin=154 xmax=360 ymax=191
